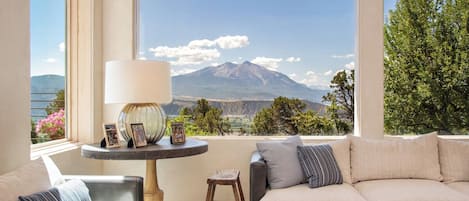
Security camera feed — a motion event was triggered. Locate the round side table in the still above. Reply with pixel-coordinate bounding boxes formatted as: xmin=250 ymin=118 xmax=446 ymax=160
xmin=81 ymin=138 xmax=208 ymax=201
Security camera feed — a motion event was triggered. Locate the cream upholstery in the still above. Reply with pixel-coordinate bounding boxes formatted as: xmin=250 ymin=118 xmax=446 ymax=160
xmin=447 ymin=182 xmax=469 ymax=197
xmin=354 ymin=179 xmax=468 ymax=201
xmin=438 ymin=138 xmax=469 ymax=182
xmin=328 ymin=138 xmax=352 ymax=184
xmin=0 ymin=158 xmax=51 ymax=201
xmin=261 ymin=184 xmax=366 ymax=201
xmin=349 ymin=133 xmax=442 ymax=183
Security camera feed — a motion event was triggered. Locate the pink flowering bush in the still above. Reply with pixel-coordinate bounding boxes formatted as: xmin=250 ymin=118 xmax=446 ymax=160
xmin=36 ymin=109 xmax=65 ymax=140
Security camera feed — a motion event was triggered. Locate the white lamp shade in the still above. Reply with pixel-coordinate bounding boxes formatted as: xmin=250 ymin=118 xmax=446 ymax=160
xmin=105 ymin=60 xmax=172 ymax=104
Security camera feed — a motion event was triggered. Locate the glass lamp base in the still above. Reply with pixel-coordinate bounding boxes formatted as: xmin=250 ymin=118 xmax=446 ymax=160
xmin=117 ymin=103 xmax=167 ymax=144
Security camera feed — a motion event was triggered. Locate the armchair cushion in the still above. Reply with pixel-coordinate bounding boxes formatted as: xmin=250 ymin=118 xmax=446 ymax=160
xmin=438 ymin=138 xmax=469 ymax=182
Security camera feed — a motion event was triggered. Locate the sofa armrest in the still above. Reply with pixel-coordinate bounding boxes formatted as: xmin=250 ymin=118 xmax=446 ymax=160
xmin=250 ymin=151 xmax=268 ymax=201
xmin=63 ymin=175 xmax=143 ymax=201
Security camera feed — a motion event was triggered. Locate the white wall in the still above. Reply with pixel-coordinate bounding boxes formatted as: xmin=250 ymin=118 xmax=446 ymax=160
xmin=0 ymin=0 xmax=31 ymax=174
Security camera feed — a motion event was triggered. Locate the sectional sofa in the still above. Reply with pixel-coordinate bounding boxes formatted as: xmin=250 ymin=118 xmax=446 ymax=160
xmin=250 ymin=133 xmax=469 ymax=201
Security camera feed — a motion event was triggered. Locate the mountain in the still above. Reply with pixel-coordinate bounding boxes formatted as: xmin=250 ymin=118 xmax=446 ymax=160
xmin=172 ymin=61 xmax=328 ymax=102
xmin=163 ymin=99 xmax=326 ymax=117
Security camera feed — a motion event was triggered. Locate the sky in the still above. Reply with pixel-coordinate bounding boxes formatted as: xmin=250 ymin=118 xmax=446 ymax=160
xmin=30 ymin=0 xmax=65 ymax=76
xmin=31 ymin=0 xmax=398 ymax=89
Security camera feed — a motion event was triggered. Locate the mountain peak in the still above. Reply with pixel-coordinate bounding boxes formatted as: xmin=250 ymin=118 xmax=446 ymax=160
xmin=172 ymin=61 xmax=328 ymax=102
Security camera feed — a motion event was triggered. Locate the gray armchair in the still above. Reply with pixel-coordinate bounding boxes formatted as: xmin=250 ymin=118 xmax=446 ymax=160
xmin=250 ymin=151 xmax=268 ymax=201
xmin=63 ymin=175 xmax=143 ymax=201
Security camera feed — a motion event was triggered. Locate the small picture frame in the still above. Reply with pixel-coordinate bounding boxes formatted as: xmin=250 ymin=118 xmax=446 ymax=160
xmin=170 ymin=122 xmax=186 ymax=145
xmin=130 ymin=123 xmax=147 ymax=148
xmin=103 ymin=123 xmax=120 ymax=148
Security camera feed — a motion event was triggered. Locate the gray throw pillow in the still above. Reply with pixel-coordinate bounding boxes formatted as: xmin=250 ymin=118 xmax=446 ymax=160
xmin=256 ymin=135 xmax=304 ymax=189
xmin=297 ymin=144 xmax=343 ymax=188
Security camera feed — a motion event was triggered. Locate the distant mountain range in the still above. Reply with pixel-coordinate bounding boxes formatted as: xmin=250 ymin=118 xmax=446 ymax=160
xmin=30 ymin=61 xmax=330 ymax=118
xmin=173 ymin=61 xmax=328 ymax=102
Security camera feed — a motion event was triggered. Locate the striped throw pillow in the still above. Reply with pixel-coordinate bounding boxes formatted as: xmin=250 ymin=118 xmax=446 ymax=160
xmin=297 ymin=144 xmax=343 ymax=188
xmin=18 ymin=188 xmax=61 ymax=201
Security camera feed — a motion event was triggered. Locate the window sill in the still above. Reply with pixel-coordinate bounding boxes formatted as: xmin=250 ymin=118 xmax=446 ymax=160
xmin=31 ymin=140 xmax=83 ymax=160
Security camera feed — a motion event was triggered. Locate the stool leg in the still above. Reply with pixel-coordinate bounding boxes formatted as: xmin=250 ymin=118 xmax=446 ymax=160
xmin=210 ymin=184 xmax=216 ymax=201
xmin=232 ymin=183 xmax=240 ymax=201
xmin=237 ymin=177 xmax=245 ymax=201
xmin=205 ymin=184 xmax=213 ymax=201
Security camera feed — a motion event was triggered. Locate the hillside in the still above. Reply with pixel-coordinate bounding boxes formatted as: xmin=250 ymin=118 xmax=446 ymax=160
xmin=163 ymin=99 xmax=326 ymax=117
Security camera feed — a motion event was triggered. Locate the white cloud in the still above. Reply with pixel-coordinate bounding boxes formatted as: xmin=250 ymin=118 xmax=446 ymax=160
xmin=59 ymin=42 xmax=65 ymax=52
xmin=238 ymin=57 xmax=243 ymax=60
xmin=324 ymin=70 xmax=333 ymax=76
xmin=211 ymin=62 xmax=220 ymax=66
xmin=44 ymin=58 xmax=57 ymax=63
xmin=289 ymin=73 xmax=297 ymax=78
xmin=148 ymin=35 xmax=249 ymax=66
xmin=345 ymin=61 xmax=355 ymax=70
xmin=215 ymin=35 xmax=249 ymax=49
xmin=331 ymin=54 xmax=354 ymax=59
xmin=171 ymin=68 xmax=198 ymax=76
xmin=188 ymin=39 xmax=216 ymax=48
xmin=286 ymin=57 xmax=301 ymax=62
xmin=299 ymin=70 xmax=330 ymax=89
xmin=149 ymin=46 xmax=220 ymax=66
xmin=251 ymin=57 xmax=283 ymax=71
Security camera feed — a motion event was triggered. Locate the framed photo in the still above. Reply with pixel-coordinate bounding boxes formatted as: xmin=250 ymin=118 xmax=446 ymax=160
xmin=130 ymin=123 xmax=147 ymax=148
xmin=170 ymin=122 xmax=186 ymax=145
xmin=103 ymin=123 xmax=120 ymax=148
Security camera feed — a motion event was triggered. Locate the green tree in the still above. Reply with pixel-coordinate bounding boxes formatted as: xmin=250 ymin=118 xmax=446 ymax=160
xmin=292 ymin=110 xmax=334 ymax=135
xmin=384 ymin=0 xmax=469 ymax=134
xmin=322 ymin=70 xmax=354 ymax=123
xmin=252 ymin=97 xmax=306 ymax=135
xmin=177 ymin=99 xmax=231 ymax=135
xmin=45 ymin=89 xmax=65 ymax=115
xmin=252 ymin=108 xmax=276 ymax=135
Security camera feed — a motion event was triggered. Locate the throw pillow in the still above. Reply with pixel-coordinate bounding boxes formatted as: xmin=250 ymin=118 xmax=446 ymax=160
xmin=0 ymin=158 xmax=50 ymax=201
xmin=328 ymin=138 xmax=352 ymax=184
xmin=18 ymin=188 xmax=60 ymax=201
xmin=349 ymin=132 xmax=442 ymax=183
xmin=18 ymin=179 xmax=91 ymax=201
xmin=256 ymin=135 xmax=304 ymax=189
xmin=438 ymin=138 xmax=469 ymax=182
xmin=297 ymin=144 xmax=343 ymax=188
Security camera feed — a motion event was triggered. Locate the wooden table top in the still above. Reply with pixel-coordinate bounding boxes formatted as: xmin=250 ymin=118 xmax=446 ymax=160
xmin=81 ymin=138 xmax=208 ymax=160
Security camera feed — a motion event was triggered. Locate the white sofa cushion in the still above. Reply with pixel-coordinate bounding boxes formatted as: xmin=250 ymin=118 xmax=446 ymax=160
xmin=349 ymin=133 xmax=442 ymax=183
xmin=447 ymin=182 xmax=469 ymax=197
xmin=260 ymin=183 xmax=366 ymax=201
xmin=354 ymin=179 xmax=469 ymax=201
xmin=328 ymin=138 xmax=352 ymax=184
xmin=0 ymin=158 xmax=51 ymax=201
xmin=438 ymin=138 xmax=469 ymax=182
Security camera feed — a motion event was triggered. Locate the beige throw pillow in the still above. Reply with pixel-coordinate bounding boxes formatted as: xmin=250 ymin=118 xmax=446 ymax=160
xmin=329 ymin=138 xmax=352 ymax=184
xmin=350 ymin=133 xmax=442 ymax=183
xmin=438 ymin=138 xmax=469 ymax=182
xmin=0 ymin=158 xmax=51 ymax=201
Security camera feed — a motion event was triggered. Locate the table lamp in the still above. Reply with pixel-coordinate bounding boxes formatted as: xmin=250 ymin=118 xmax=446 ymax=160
xmin=105 ymin=60 xmax=172 ymax=144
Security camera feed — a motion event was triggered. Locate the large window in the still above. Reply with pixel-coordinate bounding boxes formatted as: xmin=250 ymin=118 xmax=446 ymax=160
xmin=30 ymin=0 xmax=67 ymax=144
xmin=138 ymin=0 xmax=355 ymax=136
xmin=384 ymin=0 xmax=468 ymax=135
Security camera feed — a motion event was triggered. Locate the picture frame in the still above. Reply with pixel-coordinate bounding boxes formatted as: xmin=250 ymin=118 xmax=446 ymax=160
xmin=103 ymin=123 xmax=120 ymax=148
xmin=170 ymin=122 xmax=186 ymax=145
xmin=130 ymin=123 xmax=147 ymax=148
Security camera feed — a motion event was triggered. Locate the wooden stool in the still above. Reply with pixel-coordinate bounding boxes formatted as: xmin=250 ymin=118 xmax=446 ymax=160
xmin=206 ymin=169 xmax=245 ymax=201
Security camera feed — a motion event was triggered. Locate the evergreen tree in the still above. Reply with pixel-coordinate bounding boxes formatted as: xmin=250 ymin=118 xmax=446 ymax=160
xmin=384 ymin=0 xmax=469 ymax=134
